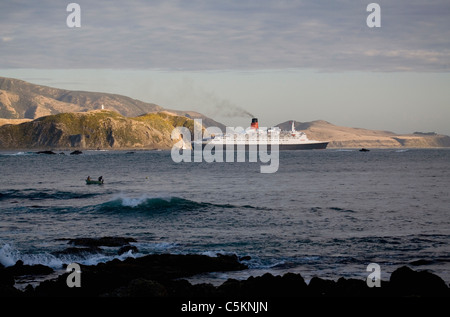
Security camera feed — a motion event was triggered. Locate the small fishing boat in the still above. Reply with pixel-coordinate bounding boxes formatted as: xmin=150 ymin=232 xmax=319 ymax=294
xmin=86 ymin=180 xmax=103 ymax=185
xmin=86 ymin=176 xmax=104 ymax=185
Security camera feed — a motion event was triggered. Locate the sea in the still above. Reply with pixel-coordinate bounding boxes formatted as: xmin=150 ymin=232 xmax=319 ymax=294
xmin=1 ymin=148 xmax=449 ymax=287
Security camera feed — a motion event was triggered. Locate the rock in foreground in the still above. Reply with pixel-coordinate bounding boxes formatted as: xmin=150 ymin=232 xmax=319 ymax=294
xmin=30 ymin=253 xmax=247 ymax=297
xmin=1 ymin=254 xmax=448 ymax=297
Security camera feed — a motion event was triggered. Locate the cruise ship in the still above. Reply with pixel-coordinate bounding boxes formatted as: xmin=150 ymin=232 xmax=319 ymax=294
xmin=192 ymin=118 xmax=328 ymax=150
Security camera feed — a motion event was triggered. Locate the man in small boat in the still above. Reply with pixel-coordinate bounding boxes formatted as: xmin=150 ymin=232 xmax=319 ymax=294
xmin=98 ymin=176 xmax=103 ymax=183
xmin=87 ymin=176 xmax=91 ymax=181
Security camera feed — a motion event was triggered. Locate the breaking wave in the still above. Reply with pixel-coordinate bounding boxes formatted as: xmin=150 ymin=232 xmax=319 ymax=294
xmin=96 ymin=194 xmax=253 ymax=215
xmin=0 ymin=241 xmax=142 ymax=269
xmin=98 ymin=195 xmax=254 ymax=213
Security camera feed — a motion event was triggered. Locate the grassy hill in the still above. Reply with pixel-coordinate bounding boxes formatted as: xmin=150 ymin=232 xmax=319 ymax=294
xmin=0 ymin=110 xmax=196 ymax=150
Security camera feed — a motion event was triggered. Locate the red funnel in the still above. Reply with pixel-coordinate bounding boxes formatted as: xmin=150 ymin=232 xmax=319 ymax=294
xmin=251 ymin=118 xmax=258 ymax=129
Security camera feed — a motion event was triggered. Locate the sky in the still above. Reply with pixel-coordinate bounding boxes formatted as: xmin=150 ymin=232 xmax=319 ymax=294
xmin=1 ymin=0 xmax=449 ymax=134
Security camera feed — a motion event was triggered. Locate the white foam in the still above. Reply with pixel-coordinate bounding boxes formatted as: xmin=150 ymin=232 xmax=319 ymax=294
xmin=0 ymin=243 xmax=64 ymax=268
xmin=110 ymin=193 xmax=175 ymax=207
xmin=0 ymin=243 xmax=18 ymax=267
xmin=0 ymin=241 xmax=139 ymax=269
xmin=4 ymin=152 xmax=33 ymax=156
xmin=120 ymin=195 xmax=150 ymax=207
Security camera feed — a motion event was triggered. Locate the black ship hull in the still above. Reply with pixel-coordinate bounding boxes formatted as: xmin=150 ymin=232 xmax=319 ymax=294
xmin=194 ymin=142 xmax=328 ymax=151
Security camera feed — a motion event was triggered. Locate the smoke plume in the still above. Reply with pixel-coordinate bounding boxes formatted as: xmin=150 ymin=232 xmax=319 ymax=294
xmin=204 ymin=92 xmax=254 ymax=118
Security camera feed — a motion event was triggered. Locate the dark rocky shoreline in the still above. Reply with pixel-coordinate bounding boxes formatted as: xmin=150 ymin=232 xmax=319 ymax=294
xmin=1 ymin=237 xmax=449 ymax=297
xmin=2 ymin=256 xmax=449 ymax=297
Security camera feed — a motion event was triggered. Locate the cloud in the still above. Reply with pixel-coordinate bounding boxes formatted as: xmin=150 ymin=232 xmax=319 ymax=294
xmin=0 ymin=0 xmax=449 ymax=71
xmin=364 ymin=49 xmax=450 ymax=63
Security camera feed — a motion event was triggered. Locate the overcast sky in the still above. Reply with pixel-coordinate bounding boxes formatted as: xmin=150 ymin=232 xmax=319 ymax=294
xmin=1 ymin=0 xmax=449 ymax=134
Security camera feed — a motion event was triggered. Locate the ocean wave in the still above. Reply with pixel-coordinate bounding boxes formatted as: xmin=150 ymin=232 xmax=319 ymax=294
xmin=0 ymin=240 xmax=185 ymax=269
xmin=0 ymin=151 xmax=36 ymax=156
xmin=0 ymin=189 xmax=100 ymax=201
xmin=0 ymin=243 xmax=19 ymax=267
xmin=0 ymin=241 xmax=141 ymax=269
xmin=329 ymin=207 xmax=356 ymax=213
xmin=96 ymin=194 xmax=257 ymax=215
xmin=0 ymin=242 xmax=66 ymax=268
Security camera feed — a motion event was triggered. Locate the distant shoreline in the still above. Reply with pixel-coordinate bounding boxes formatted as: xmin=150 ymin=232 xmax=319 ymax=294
xmin=1 ymin=147 xmax=450 ymax=153
xmin=1 ymin=77 xmax=449 ymax=150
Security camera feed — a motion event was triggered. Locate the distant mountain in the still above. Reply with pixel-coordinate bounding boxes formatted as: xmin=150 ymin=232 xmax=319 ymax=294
xmin=0 ymin=76 xmax=163 ymax=119
xmin=0 ymin=110 xmax=196 ymax=150
xmin=277 ymin=120 xmax=450 ymax=148
xmin=0 ymin=76 xmax=225 ymax=129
